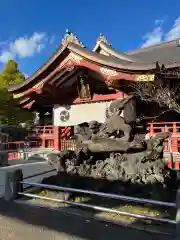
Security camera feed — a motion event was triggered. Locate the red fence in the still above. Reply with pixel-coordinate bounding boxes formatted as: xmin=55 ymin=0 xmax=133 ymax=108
xmin=5 ymin=126 xmax=75 ymax=160
xmin=147 ymin=122 xmax=180 ymax=170
xmin=28 ymin=126 xmax=61 ymax=150
xmin=5 ymin=123 xmax=180 ymax=169
xmin=147 ymin=122 xmax=180 ymax=152
xmin=148 ymin=122 xmax=180 ymax=136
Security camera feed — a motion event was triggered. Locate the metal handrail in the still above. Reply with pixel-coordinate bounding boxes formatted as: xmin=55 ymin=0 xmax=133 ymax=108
xmin=18 ymin=192 xmax=176 ymax=225
xmin=23 ymin=169 xmax=56 ymax=180
xmin=21 ymin=180 xmax=176 ymax=208
xmin=3 ymin=168 xmax=178 ymax=236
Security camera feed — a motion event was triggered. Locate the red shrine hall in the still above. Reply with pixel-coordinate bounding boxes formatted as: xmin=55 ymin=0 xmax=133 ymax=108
xmin=8 ymin=30 xmax=180 ymax=169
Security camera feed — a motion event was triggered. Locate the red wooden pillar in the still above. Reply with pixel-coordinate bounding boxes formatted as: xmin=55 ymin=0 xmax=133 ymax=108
xmin=173 ymin=122 xmax=177 ymax=134
xmin=149 ymin=123 xmax=154 ymax=136
xmin=54 ymin=126 xmax=61 ymax=151
xmin=41 ymin=126 xmax=46 ymax=148
xmin=41 ymin=136 xmax=46 ymax=148
xmin=172 ymin=137 xmax=178 ymax=152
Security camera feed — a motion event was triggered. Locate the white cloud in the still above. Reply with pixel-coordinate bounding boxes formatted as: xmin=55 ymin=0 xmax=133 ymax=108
xmin=165 ymin=17 xmax=180 ymax=41
xmin=49 ymin=35 xmax=56 ymax=45
xmin=0 ymin=51 xmax=14 ymax=63
xmin=154 ymin=19 xmax=164 ymax=26
xmin=0 ymin=32 xmax=50 ymax=63
xmin=141 ymin=17 xmax=180 ymax=48
xmin=141 ymin=26 xmax=163 ymax=48
xmin=10 ymin=32 xmax=46 ymax=58
xmin=24 ymin=73 xmax=29 ymax=78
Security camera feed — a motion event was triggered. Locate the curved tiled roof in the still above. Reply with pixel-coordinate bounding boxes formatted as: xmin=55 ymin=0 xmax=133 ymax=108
xmin=8 ymin=43 xmax=66 ymax=92
xmin=96 ymin=36 xmax=180 ymax=65
xmin=9 ymin=31 xmax=180 ymax=93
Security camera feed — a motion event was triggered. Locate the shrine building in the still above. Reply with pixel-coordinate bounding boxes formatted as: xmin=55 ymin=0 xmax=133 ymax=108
xmin=8 ymin=30 xmax=180 ymax=156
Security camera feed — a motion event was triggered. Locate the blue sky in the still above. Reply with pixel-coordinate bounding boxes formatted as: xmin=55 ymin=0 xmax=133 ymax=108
xmin=1 ymin=0 xmax=180 ymax=76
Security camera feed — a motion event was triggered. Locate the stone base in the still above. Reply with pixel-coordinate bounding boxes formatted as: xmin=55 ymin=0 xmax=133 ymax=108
xmin=0 ymin=152 xmax=8 ymax=167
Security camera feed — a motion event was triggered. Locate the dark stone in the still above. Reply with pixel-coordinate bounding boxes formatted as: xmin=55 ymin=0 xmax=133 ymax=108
xmin=83 ymin=137 xmax=145 ymax=153
xmin=4 ymin=169 xmax=23 ymax=201
xmin=47 ymin=96 xmax=173 ymax=200
xmin=0 ymin=152 xmax=8 ymax=166
xmin=109 ymin=96 xmax=137 ymax=124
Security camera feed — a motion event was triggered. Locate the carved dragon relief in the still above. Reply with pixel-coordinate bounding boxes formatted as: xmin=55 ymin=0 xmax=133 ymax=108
xmin=100 ymin=67 xmax=118 ymax=77
xmin=13 ymin=80 xmax=46 ymax=99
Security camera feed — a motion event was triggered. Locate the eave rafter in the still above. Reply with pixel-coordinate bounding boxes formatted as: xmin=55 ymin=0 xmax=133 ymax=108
xmin=9 ymin=29 xmax=180 ymax=112
xmin=12 ymin=53 xmax=158 ymax=105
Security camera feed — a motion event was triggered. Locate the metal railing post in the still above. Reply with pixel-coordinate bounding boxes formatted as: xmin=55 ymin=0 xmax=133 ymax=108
xmin=2 ymin=167 xmax=178 ymax=236
xmin=176 ymin=188 xmax=180 ymax=238
xmin=4 ymin=169 xmax=23 ymax=201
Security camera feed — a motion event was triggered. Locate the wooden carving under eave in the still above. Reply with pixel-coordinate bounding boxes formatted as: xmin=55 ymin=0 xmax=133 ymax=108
xmin=12 ymin=80 xmax=45 ymax=99
xmin=135 ymin=74 xmax=155 ymax=81
xmin=100 ymin=67 xmax=118 ymax=77
xmin=59 ymin=53 xmax=83 ymax=69
xmin=77 ymin=74 xmax=91 ymax=100
xmin=22 ymin=100 xmax=35 ymax=109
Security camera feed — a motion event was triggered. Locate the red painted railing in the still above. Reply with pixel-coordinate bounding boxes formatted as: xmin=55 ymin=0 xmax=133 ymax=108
xmin=3 ymin=141 xmax=40 ymax=150
xmin=5 ymin=126 xmax=73 ymax=160
xmin=28 ymin=126 xmax=61 ymax=150
xmin=147 ymin=122 xmax=180 ymax=170
xmin=147 ymin=122 xmax=180 ymax=136
xmin=5 ymin=123 xmax=180 ymax=170
xmin=147 ymin=122 xmax=180 ymax=152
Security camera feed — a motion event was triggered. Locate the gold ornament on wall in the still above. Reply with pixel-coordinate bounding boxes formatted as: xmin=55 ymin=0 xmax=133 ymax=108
xmin=77 ymin=74 xmax=91 ymax=99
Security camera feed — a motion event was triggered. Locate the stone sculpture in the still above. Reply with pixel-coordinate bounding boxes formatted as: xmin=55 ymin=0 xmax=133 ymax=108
xmin=47 ymin=95 xmax=174 ymax=200
xmin=98 ymin=95 xmax=136 ymax=141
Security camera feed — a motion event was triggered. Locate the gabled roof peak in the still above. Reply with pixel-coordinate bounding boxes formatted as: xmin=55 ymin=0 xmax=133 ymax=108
xmin=96 ymin=33 xmax=111 ymax=46
xmin=62 ymin=29 xmax=85 ymax=48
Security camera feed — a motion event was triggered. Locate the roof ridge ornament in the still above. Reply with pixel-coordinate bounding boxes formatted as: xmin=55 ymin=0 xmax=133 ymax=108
xmin=62 ymin=29 xmax=85 ymax=48
xmin=96 ymin=33 xmax=111 ymax=46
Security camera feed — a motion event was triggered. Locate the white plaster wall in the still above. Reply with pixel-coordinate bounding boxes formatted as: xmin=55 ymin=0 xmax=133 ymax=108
xmin=53 ymin=101 xmax=112 ymax=126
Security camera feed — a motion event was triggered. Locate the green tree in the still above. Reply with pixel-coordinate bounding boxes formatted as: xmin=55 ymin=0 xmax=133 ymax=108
xmin=0 ymin=60 xmax=34 ymax=125
xmin=0 ymin=60 xmax=25 ymax=86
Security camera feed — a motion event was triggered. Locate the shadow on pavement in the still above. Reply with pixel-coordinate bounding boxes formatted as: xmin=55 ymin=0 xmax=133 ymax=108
xmin=0 ymin=198 xmax=174 ymax=240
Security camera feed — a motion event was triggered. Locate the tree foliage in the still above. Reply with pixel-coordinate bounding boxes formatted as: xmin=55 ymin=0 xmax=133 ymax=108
xmin=0 ymin=60 xmax=34 ymax=125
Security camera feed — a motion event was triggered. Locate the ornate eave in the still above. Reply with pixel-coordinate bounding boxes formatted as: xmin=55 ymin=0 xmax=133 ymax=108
xmin=8 ymin=30 xmax=180 ymax=105
xmin=156 ymin=63 xmax=180 ymax=79
xmin=93 ymin=33 xmax=111 ymax=52
xmin=96 ymin=33 xmax=111 ymax=46
xmin=62 ymin=29 xmax=85 ymax=48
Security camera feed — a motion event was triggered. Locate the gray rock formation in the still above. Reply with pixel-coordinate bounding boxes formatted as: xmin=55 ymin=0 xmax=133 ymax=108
xmin=47 ymin=96 xmax=174 ymax=200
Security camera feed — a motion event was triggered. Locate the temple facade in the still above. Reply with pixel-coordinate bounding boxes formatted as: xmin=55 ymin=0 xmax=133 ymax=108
xmin=8 ymin=30 xmax=180 ymax=136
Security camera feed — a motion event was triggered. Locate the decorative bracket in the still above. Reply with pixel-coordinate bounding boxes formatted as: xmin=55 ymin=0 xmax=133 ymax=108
xmin=62 ymin=29 xmax=85 ymax=48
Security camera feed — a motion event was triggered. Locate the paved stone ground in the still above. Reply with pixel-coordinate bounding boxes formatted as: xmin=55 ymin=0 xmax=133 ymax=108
xmin=0 ymin=199 xmax=175 ymax=240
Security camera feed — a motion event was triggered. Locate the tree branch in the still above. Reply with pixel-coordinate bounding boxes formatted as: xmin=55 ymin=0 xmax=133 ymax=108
xmin=130 ymin=80 xmax=180 ymax=115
